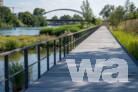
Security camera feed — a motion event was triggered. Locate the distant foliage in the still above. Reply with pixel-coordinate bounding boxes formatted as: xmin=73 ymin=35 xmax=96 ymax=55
xmin=52 ymin=15 xmax=58 ymax=19
xmin=33 ymin=8 xmax=45 ymax=15
xmin=60 ymin=15 xmax=72 ymax=19
xmin=0 ymin=7 xmax=47 ymax=29
xmin=100 ymin=0 xmax=138 ymax=27
xmin=95 ymin=18 xmax=103 ymax=26
xmin=72 ymin=14 xmax=83 ymax=20
xmin=0 ymin=6 xmax=24 ymax=29
xmin=100 ymin=4 xmax=115 ymax=20
xmin=81 ymin=0 xmax=93 ymax=24
xmin=40 ymin=25 xmax=81 ymax=36
xmin=18 ymin=11 xmax=47 ymax=27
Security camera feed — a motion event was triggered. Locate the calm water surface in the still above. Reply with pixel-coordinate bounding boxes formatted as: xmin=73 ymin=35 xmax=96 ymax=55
xmin=0 ymin=26 xmax=58 ymax=36
xmin=0 ymin=25 xmax=61 ymax=92
xmin=0 ymin=48 xmax=64 ymax=92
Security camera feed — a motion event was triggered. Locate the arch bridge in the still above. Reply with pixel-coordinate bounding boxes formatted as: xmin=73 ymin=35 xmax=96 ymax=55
xmin=42 ymin=8 xmax=83 ymax=15
xmin=42 ymin=8 xmax=83 ymax=22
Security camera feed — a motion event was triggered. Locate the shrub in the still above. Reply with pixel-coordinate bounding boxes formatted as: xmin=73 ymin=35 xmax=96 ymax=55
xmin=3 ymin=39 xmax=20 ymax=51
xmin=9 ymin=63 xmax=24 ymax=92
xmin=40 ymin=27 xmax=54 ymax=35
xmin=0 ymin=23 xmax=13 ymax=30
xmin=40 ymin=25 xmax=81 ymax=36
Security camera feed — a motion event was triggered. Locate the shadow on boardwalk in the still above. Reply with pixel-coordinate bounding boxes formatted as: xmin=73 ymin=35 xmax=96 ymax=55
xmin=25 ymin=26 xmax=138 ymax=92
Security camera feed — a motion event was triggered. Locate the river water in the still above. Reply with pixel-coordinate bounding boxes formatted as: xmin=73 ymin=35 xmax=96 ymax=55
xmin=0 ymin=26 xmax=58 ymax=36
xmin=0 ymin=26 xmax=62 ymax=92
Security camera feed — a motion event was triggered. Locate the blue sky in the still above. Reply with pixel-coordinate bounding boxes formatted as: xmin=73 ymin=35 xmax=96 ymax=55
xmin=4 ymin=0 xmax=138 ymax=18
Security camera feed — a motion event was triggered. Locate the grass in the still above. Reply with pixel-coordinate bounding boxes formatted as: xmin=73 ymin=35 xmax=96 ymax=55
xmin=0 ymin=24 xmax=96 ymax=52
xmin=109 ymin=19 xmax=138 ymax=34
xmin=0 ymin=35 xmax=56 ymax=52
xmin=9 ymin=62 xmax=24 ymax=92
xmin=40 ymin=24 xmax=96 ymax=36
xmin=9 ymin=62 xmax=32 ymax=92
xmin=40 ymin=25 xmax=81 ymax=36
xmin=112 ymin=31 xmax=138 ymax=61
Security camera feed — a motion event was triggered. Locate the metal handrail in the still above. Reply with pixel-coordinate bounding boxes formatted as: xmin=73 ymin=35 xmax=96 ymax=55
xmin=0 ymin=27 xmax=93 ymax=56
xmin=0 ymin=26 xmax=99 ymax=92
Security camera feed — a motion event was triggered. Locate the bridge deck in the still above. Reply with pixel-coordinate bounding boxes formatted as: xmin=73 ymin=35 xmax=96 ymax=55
xmin=25 ymin=26 xmax=138 ymax=92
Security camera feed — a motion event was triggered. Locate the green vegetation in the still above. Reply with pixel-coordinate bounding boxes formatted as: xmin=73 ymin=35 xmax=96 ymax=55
xmin=60 ymin=15 xmax=72 ymax=19
xmin=0 ymin=35 xmax=55 ymax=52
xmin=99 ymin=0 xmax=138 ymax=60
xmin=0 ymin=7 xmax=47 ymax=29
xmin=100 ymin=0 xmax=138 ymax=28
xmin=0 ymin=6 xmax=25 ymax=29
xmin=9 ymin=63 xmax=25 ymax=91
xmin=18 ymin=8 xmax=47 ymax=27
xmin=40 ymin=25 xmax=81 ymax=36
xmin=95 ymin=18 xmax=103 ymax=26
xmin=81 ymin=0 xmax=93 ymax=27
xmin=112 ymin=31 xmax=138 ymax=60
xmin=72 ymin=14 xmax=83 ymax=20
xmin=33 ymin=8 xmax=45 ymax=15
xmin=52 ymin=15 xmax=58 ymax=19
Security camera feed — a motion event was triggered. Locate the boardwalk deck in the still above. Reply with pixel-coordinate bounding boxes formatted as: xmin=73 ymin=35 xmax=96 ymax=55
xmin=25 ymin=26 xmax=138 ymax=92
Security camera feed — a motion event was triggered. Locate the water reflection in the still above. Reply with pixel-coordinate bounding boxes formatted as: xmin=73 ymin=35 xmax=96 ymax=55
xmin=0 ymin=48 xmax=63 ymax=92
xmin=0 ymin=26 xmax=58 ymax=36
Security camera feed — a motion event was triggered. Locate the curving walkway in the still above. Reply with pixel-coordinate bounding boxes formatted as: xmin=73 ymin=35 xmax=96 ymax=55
xmin=25 ymin=26 xmax=138 ymax=92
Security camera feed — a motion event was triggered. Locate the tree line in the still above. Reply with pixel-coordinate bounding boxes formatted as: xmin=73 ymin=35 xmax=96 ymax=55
xmin=100 ymin=0 xmax=138 ymax=28
xmin=0 ymin=7 xmax=47 ymax=29
xmin=52 ymin=14 xmax=83 ymax=20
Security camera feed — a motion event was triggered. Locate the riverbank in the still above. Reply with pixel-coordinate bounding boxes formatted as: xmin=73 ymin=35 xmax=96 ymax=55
xmin=0 ymin=24 xmax=96 ymax=52
xmin=0 ymin=35 xmax=56 ymax=52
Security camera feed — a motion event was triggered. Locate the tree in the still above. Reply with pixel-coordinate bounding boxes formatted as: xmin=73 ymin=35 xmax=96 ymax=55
xmin=127 ymin=12 xmax=134 ymax=19
xmin=33 ymin=8 xmax=45 ymax=15
xmin=125 ymin=0 xmax=130 ymax=14
xmin=18 ymin=11 xmax=47 ymax=27
xmin=60 ymin=15 xmax=72 ymax=19
xmin=18 ymin=11 xmax=33 ymax=26
xmin=81 ymin=0 xmax=93 ymax=27
xmin=0 ymin=6 xmax=24 ymax=27
xmin=72 ymin=14 xmax=82 ymax=19
xmin=108 ymin=6 xmax=125 ymax=28
xmin=52 ymin=15 xmax=58 ymax=19
xmin=129 ymin=2 xmax=136 ymax=13
xmin=136 ymin=10 xmax=138 ymax=19
xmin=95 ymin=18 xmax=103 ymax=26
xmin=0 ymin=6 xmax=13 ymax=23
xmin=100 ymin=4 xmax=114 ymax=20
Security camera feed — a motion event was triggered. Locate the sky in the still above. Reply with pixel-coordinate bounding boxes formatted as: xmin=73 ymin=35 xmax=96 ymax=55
xmin=4 ymin=0 xmax=138 ymax=18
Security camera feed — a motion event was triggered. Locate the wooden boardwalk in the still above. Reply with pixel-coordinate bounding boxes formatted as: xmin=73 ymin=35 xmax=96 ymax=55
xmin=25 ymin=26 xmax=138 ymax=92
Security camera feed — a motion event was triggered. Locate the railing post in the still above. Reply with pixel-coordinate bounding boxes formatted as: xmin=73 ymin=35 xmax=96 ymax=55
xmin=59 ymin=38 xmax=61 ymax=60
xmin=54 ymin=40 xmax=56 ymax=65
xmin=24 ymin=49 xmax=28 ymax=89
xmin=47 ymin=42 xmax=49 ymax=71
xmin=37 ymin=45 xmax=41 ymax=78
xmin=73 ymin=34 xmax=74 ymax=49
xmin=64 ymin=37 xmax=65 ymax=57
xmin=74 ymin=34 xmax=76 ymax=47
xmin=67 ymin=36 xmax=69 ymax=54
xmin=70 ymin=35 xmax=72 ymax=51
xmin=5 ymin=55 xmax=9 ymax=92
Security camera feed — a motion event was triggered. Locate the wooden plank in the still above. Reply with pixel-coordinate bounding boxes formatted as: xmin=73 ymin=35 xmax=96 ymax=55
xmin=25 ymin=26 xmax=138 ymax=92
